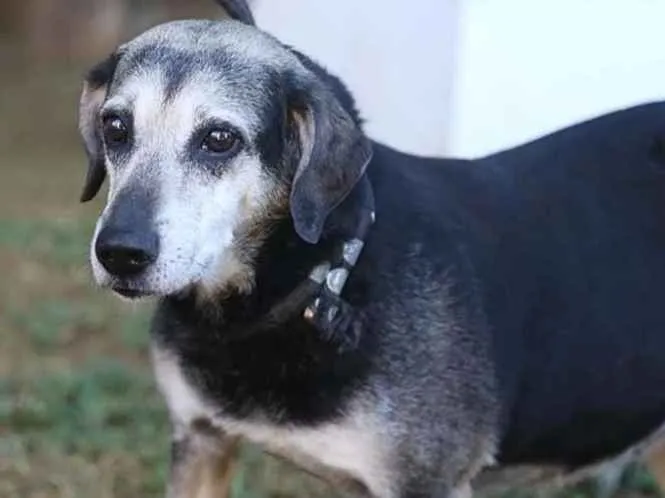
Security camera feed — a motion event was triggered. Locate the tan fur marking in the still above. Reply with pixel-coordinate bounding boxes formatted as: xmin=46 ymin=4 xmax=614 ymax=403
xmin=169 ymin=437 xmax=240 ymax=498
xmin=645 ymin=440 xmax=665 ymax=494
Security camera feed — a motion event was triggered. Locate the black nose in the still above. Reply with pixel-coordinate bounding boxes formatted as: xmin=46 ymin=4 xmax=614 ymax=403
xmin=95 ymin=227 xmax=159 ymax=277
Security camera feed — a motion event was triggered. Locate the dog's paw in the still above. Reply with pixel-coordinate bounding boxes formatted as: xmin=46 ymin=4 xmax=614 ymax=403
xmin=304 ymin=292 xmax=364 ymax=352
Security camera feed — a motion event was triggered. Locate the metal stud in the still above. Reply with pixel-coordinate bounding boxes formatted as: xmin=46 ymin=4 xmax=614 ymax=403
xmin=342 ymin=238 xmax=364 ymax=266
xmin=326 ymin=268 xmax=350 ymax=295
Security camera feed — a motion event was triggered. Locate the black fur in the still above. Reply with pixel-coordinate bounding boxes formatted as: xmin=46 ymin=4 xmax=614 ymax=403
xmin=485 ymin=103 xmax=665 ymax=466
xmin=214 ymin=0 xmax=256 ymax=26
xmin=85 ymin=51 xmax=121 ymax=90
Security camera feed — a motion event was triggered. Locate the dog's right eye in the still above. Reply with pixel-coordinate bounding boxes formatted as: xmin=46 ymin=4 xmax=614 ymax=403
xmin=102 ymin=115 xmax=130 ymax=147
xmin=200 ymin=128 xmax=242 ymax=155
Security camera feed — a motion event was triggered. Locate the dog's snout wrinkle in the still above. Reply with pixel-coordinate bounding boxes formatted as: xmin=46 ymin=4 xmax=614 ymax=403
xmin=95 ymin=226 xmax=159 ymax=277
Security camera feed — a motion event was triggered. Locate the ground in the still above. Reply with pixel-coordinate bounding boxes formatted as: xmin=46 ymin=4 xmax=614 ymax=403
xmin=0 ymin=56 xmax=661 ymax=498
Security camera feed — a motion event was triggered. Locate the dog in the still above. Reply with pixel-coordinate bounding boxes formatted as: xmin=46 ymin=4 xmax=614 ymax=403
xmin=77 ymin=1 xmax=665 ymax=497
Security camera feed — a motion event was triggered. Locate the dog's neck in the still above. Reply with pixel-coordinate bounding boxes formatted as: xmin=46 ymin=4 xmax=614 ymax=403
xmin=168 ymin=173 xmax=374 ymax=336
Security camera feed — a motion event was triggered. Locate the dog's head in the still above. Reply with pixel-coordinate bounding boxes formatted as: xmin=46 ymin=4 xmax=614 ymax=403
xmin=78 ymin=2 xmax=372 ymax=300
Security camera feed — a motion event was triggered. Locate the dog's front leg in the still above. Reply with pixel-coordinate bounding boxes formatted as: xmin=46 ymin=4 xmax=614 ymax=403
xmin=167 ymin=427 xmax=240 ymax=498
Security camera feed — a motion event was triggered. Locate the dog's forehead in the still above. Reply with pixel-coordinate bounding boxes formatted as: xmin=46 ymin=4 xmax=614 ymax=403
xmin=105 ymin=20 xmax=295 ymax=132
xmin=118 ymin=20 xmax=294 ymax=74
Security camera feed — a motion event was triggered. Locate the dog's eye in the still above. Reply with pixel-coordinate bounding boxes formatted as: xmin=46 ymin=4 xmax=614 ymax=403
xmin=201 ymin=128 xmax=241 ymax=155
xmin=102 ymin=115 xmax=129 ymax=146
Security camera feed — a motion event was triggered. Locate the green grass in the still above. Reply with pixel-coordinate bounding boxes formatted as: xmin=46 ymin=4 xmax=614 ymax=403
xmin=9 ymin=299 xmax=102 ymax=350
xmin=0 ymin=359 xmax=169 ymax=495
xmin=0 ymin=213 xmax=661 ymax=498
xmin=0 ymin=217 xmax=93 ymax=267
xmin=0 ymin=215 xmax=170 ymax=497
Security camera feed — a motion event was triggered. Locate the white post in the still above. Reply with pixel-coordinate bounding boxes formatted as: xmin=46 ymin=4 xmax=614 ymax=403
xmin=449 ymin=0 xmax=665 ymax=158
xmin=252 ymin=0 xmax=462 ymax=157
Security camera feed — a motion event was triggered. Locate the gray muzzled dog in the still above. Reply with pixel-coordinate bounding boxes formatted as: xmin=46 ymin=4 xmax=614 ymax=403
xmin=78 ymin=1 xmax=665 ymax=497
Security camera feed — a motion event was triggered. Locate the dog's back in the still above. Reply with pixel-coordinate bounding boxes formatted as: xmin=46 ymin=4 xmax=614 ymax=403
xmin=360 ymin=102 xmax=665 ymax=485
xmin=484 ymin=102 xmax=665 ymax=467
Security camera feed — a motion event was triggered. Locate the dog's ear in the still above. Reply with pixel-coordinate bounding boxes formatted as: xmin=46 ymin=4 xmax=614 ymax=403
xmin=78 ymin=51 xmax=121 ymax=202
xmin=214 ymin=0 xmax=256 ymax=25
xmin=287 ymin=75 xmax=373 ymax=244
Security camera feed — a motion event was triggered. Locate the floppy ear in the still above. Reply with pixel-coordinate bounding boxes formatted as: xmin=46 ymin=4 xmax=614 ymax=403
xmin=78 ymin=52 xmax=120 ymax=202
xmin=287 ymin=76 xmax=373 ymax=244
xmin=214 ymin=0 xmax=256 ymax=25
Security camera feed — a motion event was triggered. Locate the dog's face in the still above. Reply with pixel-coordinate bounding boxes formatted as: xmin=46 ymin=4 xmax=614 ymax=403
xmin=78 ymin=19 xmax=371 ymax=300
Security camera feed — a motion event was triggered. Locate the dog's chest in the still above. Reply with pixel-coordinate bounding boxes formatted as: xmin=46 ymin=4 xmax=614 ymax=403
xmin=152 ymin=345 xmax=390 ymax=496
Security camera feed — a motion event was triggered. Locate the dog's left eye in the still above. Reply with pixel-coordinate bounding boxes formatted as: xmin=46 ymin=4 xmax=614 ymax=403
xmin=201 ymin=128 xmax=241 ymax=155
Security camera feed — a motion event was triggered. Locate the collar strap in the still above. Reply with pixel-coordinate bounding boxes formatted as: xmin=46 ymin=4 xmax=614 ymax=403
xmin=303 ymin=175 xmax=375 ymax=325
xmin=209 ymin=176 xmax=375 ymax=345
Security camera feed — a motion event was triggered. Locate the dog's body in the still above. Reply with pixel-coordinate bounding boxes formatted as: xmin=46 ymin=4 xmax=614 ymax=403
xmin=77 ymin=2 xmax=665 ymax=497
xmin=151 ymin=102 xmax=665 ymax=498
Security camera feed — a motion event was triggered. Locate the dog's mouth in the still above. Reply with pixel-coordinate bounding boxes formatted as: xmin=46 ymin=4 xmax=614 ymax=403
xmin=112 ymin=286 xmax=153 ymax=300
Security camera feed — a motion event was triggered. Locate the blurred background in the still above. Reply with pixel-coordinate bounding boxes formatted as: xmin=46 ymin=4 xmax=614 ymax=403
xmin=1 ymin=1 xmax=664 ymax=497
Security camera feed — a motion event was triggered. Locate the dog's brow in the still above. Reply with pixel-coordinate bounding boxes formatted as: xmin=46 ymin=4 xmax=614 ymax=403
xmin=188 ymin=103 xmax=255 ymax=138
xmin=103 ymin=95 xmax=127 ymax=108
xmin=101 ymin=101 xmax=132 ymax=117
